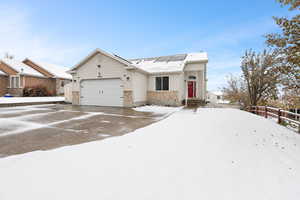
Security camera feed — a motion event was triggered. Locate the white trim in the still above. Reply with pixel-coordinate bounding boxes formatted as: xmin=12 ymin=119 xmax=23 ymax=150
xmin=155 ymin=76 xmax=169 ymax=91
xmin=9 ymin=75 xmax=21 ymax=89
xmin=69 ymin=48 xmax=135 ymax=72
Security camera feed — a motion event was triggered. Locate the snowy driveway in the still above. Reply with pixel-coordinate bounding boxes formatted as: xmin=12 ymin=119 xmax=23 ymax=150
xmin=0 ymin=108 xmax=300 ymax=200
xmin=0 ymin=104 xmax=171 ymax=157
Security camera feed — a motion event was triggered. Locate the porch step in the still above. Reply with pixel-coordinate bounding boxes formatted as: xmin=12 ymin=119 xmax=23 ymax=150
xmin=186 ymin=99 xmax=206 ymax=107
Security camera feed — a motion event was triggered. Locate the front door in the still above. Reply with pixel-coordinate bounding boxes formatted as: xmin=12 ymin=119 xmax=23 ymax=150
xmin=188 ymin=81 xmax=196 ymax=98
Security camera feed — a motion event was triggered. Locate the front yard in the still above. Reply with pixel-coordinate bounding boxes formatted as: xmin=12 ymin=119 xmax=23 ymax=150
xmin=0 ymin=107 xmax=299 ymax=199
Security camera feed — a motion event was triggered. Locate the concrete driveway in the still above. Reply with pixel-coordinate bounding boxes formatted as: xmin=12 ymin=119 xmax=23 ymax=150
xmin=0 ymin=104 xmax=167 ymax=158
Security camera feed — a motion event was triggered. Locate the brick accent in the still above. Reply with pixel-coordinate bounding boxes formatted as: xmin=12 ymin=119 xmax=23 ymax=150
xmin=0 ymin=75 xmax=8 ymax=96
xmin=123 ymin=90 xmax=133 ymax=107
xmin=147 ymin=91 xmax=180 ymax=106
xmin=72 ymin=91 xmax=80 ymax=105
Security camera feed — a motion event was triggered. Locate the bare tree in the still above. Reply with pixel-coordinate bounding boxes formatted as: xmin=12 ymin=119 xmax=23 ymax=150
xmin=222 ymin=74 xmax=249 ymax=107
xmin=241 ymin=50 xmax=280 ymax=106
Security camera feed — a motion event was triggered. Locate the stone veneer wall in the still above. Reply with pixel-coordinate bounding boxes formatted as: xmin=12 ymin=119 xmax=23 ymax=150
xmin=147 ymin=91 xmax=180 ymax=106
xmin=0 ymin=76 xmax=8 ymax=96
xmin=123 ymin=90 xmax=133 ymax=107
xmin=72 ymin=91 xmax=80 ymax=105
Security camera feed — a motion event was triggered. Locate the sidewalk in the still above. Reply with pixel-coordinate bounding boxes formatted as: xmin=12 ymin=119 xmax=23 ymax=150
xmin=0 ymin=97 xmax=65 ymax=107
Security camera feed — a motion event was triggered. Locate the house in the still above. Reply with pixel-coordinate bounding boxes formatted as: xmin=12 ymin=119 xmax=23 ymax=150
xmin=207 ymin=91 xmax=229 ymax=104
xmin=68 ymin=48 xmax=208 ymax=107
xmin=23 ymin=58 xmax=72 ymax=95
xmin=0 ymin=70 xmax=8 ymax=96
xmin=0 ymin=57 xmax=71 ymax=96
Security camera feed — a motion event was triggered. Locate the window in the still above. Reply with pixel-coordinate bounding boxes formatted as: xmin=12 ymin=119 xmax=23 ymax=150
xmin=10 ymin=76 xmax=20 ymax=88
xmin=188 ymin=75 xmax=196 ymax=80
xmin=155 ymin=76 xmax=169 ymax=91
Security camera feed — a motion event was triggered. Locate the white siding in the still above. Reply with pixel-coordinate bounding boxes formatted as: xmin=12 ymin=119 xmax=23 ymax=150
xmin=132 ymin=71 xmax=148 ymax=104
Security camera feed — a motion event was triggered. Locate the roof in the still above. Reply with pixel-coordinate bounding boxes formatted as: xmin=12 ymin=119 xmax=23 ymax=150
xmin=70 ymin=48 xmax=134 ymax=72
xmin=130 ymin=52 xmax=208 ymax=74
xmin=1 ymin=58 xmax=45 ymax=77
xmin=0 ymin=69 xmax=7 ymax=76
xmin=24 ymin=59 xmax=72 ymax=80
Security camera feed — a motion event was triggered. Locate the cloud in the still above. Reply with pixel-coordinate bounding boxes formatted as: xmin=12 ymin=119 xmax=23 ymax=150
xmin=0 ymin=4 xmax=88 ymax=67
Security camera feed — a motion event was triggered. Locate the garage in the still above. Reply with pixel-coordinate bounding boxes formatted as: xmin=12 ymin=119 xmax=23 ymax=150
xmin=80 ymin=79 xmax=123 ymax=107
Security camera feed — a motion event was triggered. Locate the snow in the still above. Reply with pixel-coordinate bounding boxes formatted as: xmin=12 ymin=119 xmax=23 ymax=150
xmin=131 ymin=59 xmax=184 ymax=73
xmin=133 ymin=105 xmax=182 ymax=115
xmin=0 ymin=69 xmax=7 ymax=75
xmin=28 ymin=59 xmax=72 ymax=79
xmin=186 ymin=52 xmax=208 ymax=62
xmin=1 ymin=58 xmax=45 ymax=77
xmin=0 ymin=108 xmax=300 ymax=199
xmin=131 ymin=52 xmax=208 ymax=73
xmin=0 ymin=97 xmax=65 ymax=104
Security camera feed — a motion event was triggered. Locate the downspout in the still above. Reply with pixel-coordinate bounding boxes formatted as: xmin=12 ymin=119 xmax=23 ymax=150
xmin=185 ymin=80 xmax=188 ymax=107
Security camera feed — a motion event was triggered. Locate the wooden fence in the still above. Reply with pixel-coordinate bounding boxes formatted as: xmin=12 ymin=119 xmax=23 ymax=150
xmin=248 ymin=106 xmax=300 ymax=133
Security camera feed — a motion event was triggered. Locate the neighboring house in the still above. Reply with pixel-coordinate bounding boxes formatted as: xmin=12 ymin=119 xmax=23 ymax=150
xmin=23 ymin=58 xmax=72 ymax=95
xmin=207 ymin=91 xmax=229 ymax=104
xmin=68 ymin=48 xmax=208 ymax=107
xmin=0 ymin=58 xmax=71 ymax=97
xmin=0 ymin=70 xmax=8 ymax=96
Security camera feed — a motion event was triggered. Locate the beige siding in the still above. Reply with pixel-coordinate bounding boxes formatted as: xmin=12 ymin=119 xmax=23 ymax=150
xmin=148 ymin=73 xmax=183 ymax=91
xmin=72 ymin=52 xmax=132 ymax=92
xmin=132 ymin=71 xmax=148 ymax=104
xmin=184 ymin=63 xmax=205 ymax=71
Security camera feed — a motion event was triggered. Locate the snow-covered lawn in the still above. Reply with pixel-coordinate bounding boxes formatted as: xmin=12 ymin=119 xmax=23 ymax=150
xmin=133 ymin=105 xmax=182 ymax=114
xmin=0 ymin=108 xmax=300 ymax=200
xmin=0 ymin=97 xmax=65 ymax=104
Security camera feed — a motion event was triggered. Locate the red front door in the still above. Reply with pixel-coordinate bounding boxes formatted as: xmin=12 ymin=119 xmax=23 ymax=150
xmin=188 ymin=81 xmax=196 ymax=98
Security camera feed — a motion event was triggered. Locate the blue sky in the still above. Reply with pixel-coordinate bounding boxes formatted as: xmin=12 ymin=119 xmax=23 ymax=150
xmin=0 ymin=0 xmax=291 ymax=90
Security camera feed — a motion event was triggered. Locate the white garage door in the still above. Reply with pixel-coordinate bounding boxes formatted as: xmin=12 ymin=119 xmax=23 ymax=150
xmin=80 ymin=79 xmax=123 ymax=107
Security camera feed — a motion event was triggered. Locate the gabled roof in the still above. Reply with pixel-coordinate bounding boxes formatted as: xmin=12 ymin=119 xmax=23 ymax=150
xmin=1 ymin=58 xmax=45 ymax=77
xmin=0 ymin=69 xmax=7 ymax=76
xmin=70 ymin=48 xmax=135 ymax=72
xmin=130 ymin=52 xmax=208 ymax=74
xmin=24 ymin=58 xmax=72 ymax=80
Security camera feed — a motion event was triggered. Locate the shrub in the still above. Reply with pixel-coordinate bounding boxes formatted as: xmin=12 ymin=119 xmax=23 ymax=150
xmin=23 ymin=86 xmax=52 ymax=97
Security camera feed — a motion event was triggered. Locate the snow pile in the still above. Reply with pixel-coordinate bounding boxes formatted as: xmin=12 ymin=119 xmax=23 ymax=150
xmin=133 ymin=105 xmax=182 ymax=115
xmin=0 ymin=97 xmax=65 ymax=104
xmin=0 ymin=108 xmax=300 ymax=200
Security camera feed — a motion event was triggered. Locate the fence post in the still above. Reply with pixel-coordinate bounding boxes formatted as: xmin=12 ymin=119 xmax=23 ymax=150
xmin=278 ymin=109 xmax=281 ymax=124
xmin=265 ymin=106 xmax=267 ymax=118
